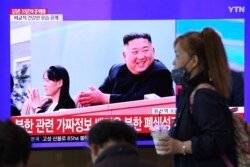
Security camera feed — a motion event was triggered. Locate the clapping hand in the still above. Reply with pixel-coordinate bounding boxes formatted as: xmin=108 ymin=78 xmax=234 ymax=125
xmin=27 ymin=88 xmax=52 ymax=110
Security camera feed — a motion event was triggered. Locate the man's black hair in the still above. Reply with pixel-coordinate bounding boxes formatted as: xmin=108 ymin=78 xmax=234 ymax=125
xmin=0 ymin=120 xmax=31 ymax=167
xmin=88 ymin=119 xmax=137 ymax=148
xmin=123 ymin=33 xmax=152 ymax=45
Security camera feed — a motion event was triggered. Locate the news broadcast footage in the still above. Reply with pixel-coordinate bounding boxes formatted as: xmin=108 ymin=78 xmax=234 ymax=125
xmin=1 ymin=0 xmax=249 ymax=148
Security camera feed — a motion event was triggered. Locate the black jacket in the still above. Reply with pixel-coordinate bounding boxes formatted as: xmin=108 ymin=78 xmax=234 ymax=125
xmin=169 ymin=72 xmax=237 ymax=167
xmin=93 ymin=144 xmax=159 ymax=167
xmin=37 ymin=99 xmax=75 ymax=113
xmin=99 ymin=59 xmax=173 ymax=103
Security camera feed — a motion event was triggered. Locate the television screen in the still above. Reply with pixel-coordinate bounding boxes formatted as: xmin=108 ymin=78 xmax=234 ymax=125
xmin=1 ymin=0 xmax=249 ymax=149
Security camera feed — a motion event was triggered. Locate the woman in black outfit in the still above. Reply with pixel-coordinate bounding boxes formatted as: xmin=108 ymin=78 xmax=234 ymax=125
xmin=155 ymin=28 xmax=237 ymax=167
xmin=21 ymin=65 xmax=75 ymax=115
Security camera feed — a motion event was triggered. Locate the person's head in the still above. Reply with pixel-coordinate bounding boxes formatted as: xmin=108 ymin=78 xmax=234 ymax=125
xmin=172 ymin=27 xmax=230 ymax=97
xmin=123 ymin=33 xmax=155 ymax=75
xmin=0 ymin=120 xmax=31 ymax=167
xmin=87 ymin=119 xmax=137 ymax=163
xmin=43 ymin=65 xmax=71 ymax=103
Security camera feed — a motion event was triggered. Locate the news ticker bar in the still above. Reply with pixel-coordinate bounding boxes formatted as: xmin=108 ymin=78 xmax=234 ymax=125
xmin=12 ymin=114 xmax=177 ymax=135
xmin=12 ymin=107 xmax=244 ymax=136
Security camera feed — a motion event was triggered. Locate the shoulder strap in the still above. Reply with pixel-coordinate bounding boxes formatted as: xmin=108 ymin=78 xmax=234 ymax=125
xmin=190 ymin=83 xmax=215 ymax=113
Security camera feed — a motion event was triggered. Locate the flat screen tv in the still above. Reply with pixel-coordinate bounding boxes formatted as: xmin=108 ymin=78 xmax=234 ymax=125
xmin=0 ymin=0 xmax=248 ymax=149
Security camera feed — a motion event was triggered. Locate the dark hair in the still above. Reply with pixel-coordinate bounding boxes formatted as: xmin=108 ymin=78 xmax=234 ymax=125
xmin=44 ymin=65 xmax=75 ymax=110
xmin=123 ymin=33 xmax=152 ymax=45
xmin=201 ymin=27 xmax=230 ymax=97
xmin=174 ymin=27 xmax=230 ymax=97
xmin=88 ymin=119 xmax=137 ymax=148
xmin=0 ymin=120 xmax=31 ymax=166
xmin=10 ymin=74 xmax=14 ymax=92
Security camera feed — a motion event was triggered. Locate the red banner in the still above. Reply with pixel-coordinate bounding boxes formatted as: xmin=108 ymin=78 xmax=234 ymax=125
xmin=11 ymin=107 xmax=244 ymax=136
xmin=10 ymin=8 xmax=48 ymax=15
xmin=12 ymin=114 xmax=176 ymax=135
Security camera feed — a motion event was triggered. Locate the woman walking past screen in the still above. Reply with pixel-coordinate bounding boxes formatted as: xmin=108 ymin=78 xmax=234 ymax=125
xmin=155 ymin=28 xmax=237 ymax=167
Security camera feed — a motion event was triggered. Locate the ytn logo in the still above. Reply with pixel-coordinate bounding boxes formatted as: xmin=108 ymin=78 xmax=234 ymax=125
xmin=228 ymin=6 xmax=245 ymax=13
